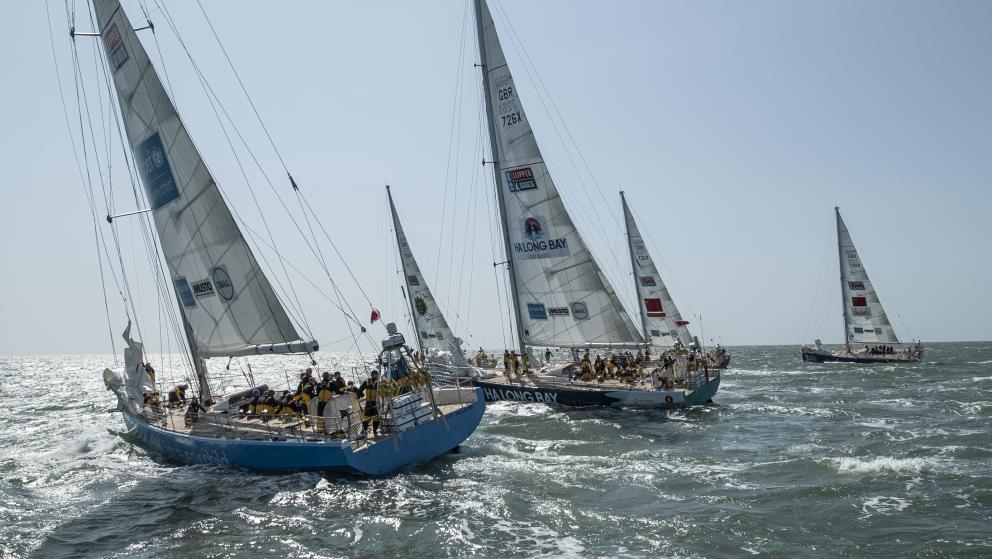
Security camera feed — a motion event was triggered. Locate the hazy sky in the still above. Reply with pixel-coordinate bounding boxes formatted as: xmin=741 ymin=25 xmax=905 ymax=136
xmin=1 ymin=0 xmax=990 ymax=356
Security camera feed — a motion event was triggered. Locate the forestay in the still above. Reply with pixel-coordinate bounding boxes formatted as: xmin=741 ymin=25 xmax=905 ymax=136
xmin=475 ymin=0 xmax=643 ymax=349
xmin=621 ymin=193 xmax=692 ymax=349
xmin=387 ymin=187 xmax=467 ymax=366
xmin=94 ymin=0 xmax=315 ymax=358
xmin=836 ymin=208 xmax=899 ymax=345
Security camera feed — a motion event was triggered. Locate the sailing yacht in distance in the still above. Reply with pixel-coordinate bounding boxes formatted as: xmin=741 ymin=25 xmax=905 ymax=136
xmin=81 ymin=0 xmax=483 ymax=474
xmin=620 ymin=192 xmax=731 ymax=369
xmin=468 ymin=0 xmax=720 ymax=407
xmin=386 ymin=186 xmax=472 ymax=372
xmin=802 ymin=207 xmax=923 ymax=364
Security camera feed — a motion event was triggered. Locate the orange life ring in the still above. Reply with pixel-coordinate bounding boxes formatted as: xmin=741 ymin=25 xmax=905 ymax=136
xmin=664 ymin=395 xmax=674 ymax=404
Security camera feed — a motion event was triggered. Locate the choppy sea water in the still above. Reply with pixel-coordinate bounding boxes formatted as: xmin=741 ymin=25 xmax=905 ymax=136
xmin=1 ymin=343 xmax=991 ymax=558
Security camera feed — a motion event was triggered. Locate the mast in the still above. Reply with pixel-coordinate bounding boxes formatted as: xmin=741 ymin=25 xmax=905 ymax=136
xmin=386 ymin=185 xmax=424 ymax=355
xmin=474 ymin=0 xmax=526 ymax=355
xmin=621 ymin=191 xmax=650 ymax=341
xmin=835 ymin=206 xmax=850 ymax=352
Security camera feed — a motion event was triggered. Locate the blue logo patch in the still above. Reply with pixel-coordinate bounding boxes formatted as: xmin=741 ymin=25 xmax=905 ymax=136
xmin=650 ymin=329 xmax=661 ymax=337
xmin=174 ymin=277 xmax=197 ymax=308
xmin=527 ymin=303 xmax=548 ymax=320
xmin=137 ymin=132 xmax=180 ymax=210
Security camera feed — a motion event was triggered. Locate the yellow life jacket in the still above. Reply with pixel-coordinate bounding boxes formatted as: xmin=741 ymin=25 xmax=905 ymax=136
xmin=364 ymin=381 xmax=378 ymax=401
xmin=318 ymin=387 xmax=335 ymax=402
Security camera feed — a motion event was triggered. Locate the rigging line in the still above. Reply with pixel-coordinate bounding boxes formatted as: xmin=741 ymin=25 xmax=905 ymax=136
xmin=154 ymin=3 xmax=314 ymax=341
xmin=194 ymin=0 xmax=289 ymax=174
xmin=193 ymin=68 xmax=315 ymax=341
xmin=626 ymin=200 xmax=699 ymax=322
xmin=47 ymin=0 xmax=117 ymax=360
xmin=492 ymin=0 xmax=627 ymax=237
xmin=192 ymin=0 xmax=370 ymax=341
xmin=136 ymin=0 xmax=176 ymax=102
xmin=437 ymin=0 xmax=471 ymax=304
xmin=454 ymin=101 xmax=487 ymax=332
xmin=238 ymin=221 xmax=365 ymax=333
xmin=489 ymin=0 xmax=625 ymax=277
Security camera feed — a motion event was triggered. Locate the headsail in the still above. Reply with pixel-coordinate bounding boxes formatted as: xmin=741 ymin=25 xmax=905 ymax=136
xmin=474 ymin=0 xmax=642 ymax=349
xmin=93 ymin=0 xmax=316 ymax=359
xmin=387 ymin=187 xmax=468 ymax=367
xmin=621 ymin=192 xmax=692 ymax=349
xmin=836 ymin=208 xmax=899 ymax=346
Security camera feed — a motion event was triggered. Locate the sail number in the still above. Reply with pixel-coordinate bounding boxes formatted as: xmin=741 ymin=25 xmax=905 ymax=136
xmin=498 ymin=87 xmax=514 ymax=101
xmin=502 ymin=112 xmax=522 ymax=127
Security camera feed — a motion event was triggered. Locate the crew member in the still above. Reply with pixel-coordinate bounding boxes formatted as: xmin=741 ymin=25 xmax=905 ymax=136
xmin=167 ymin=384 xmax=188 ymax=408
xmin=184 ymin=397 xmax=205 ymax=426
xmin=143 ymin=363 xmax=156 ymax=384
xmin=358 ymin=370 xmax=381 ymax=436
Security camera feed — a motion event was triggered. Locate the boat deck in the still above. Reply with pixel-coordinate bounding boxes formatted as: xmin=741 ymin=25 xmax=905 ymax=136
xmin=477 ymin=366 xmax=712 ymax=393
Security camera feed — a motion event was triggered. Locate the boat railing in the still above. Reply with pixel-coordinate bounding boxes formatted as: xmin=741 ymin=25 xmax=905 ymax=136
xmin=137 ymin=400 xmax=372 ymax=446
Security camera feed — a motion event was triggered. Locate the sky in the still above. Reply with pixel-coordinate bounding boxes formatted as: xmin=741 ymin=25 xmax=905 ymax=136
xmin=0 ymin=0 xmax=990 ymax=356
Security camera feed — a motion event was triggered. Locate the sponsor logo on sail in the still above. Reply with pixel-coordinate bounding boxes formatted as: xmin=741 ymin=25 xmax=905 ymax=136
xmin=851 ymin=296 xmax=868 ymax=307
xmin=212 ymin=266 xmax=236 ymax=301
xmin=528 ymin=303 xmax=548 ymax=320
xmin=640 ymin=276 xmax=656 ymax=287
xmin=650 ymin=329 xmax=661 ymax=337
xmin=644 ymin=298 xmax=665 ymax=318
xmin=848 ymin=281 xmax=866 ymax=290
xmin=103 ymin=23 xmax=130 ymax=71
xmin=420 ymin=330 xmax=429 ymax=339
xmin=854 ymin=326 xmax=864 ymax=334
xmin=505 ymin=166 xmax=538 ymax=192
xmin=675 ymin=320 xmax=690 ymax=327
xmin=571 ymin=302 xmax=589 ymax=320
xmin=191 ymin=279 xmax=216 ymax=299
xmin=548 ymin=306 xmax=570 ymax=317
xmin=407 ymin=275 xmax=419 ymax=286
xmin=415 ymin=296 xmax=428 ymax=316
xmin=137 ymin=133 xmax=180 ymax=210
xmin=173 ymin=277 xmax=197 ymax=308
xmin=435 ymin=331 xmax=445 ymax=341
xmin=874 ymin=328 xmax=882 ymax=334
xmin=514 ymin=216 xmax=569 ymax=260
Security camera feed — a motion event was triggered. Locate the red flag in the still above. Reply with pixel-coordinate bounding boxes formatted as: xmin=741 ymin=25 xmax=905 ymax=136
xmin=370 ymin=307 xmax=381 ymax=324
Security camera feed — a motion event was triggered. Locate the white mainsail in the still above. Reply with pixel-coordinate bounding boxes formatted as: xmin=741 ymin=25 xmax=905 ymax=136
xmin=387 ymin=187 xmax=467 ymax=367
xmin=93 ymin=0 xmax=315 ymax=359
xmin=621 ymin=192 xmax=692 ymax=349
xmin=836 ymin=207 xmax=899 ymax=346
xmin=474 ymin=0 xmax=643 ymax=349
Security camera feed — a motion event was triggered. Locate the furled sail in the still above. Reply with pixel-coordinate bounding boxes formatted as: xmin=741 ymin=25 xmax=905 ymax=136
xmin=387 ymin=187 xmax=467 ymax=367
xmin=836 ymin=208 xmax=899 ymax=345
xmin=474 ymin=0 xmax=643 ymax=349
xmin=621 ymin=192 xmax=692 ymax=349
xmin=93 ymin=0 xmax=316 ymax=358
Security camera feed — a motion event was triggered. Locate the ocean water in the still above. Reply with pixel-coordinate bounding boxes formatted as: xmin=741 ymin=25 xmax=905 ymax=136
xmin=1 ymin=343 xmax=990 ymax=558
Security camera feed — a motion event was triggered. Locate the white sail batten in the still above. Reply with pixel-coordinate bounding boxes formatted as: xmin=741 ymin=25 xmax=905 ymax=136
xmin=93 ymin=0 xmax=314 ymax=358
xmin=836 ymin=208 xmax=899 ymax=346
xmin=475 ymin=0 xmax=643 ymax=349
xmin=621 ymin=193 xmax=692 ymax=349
xmin=387 ymin=187 xmax=467 ymax=366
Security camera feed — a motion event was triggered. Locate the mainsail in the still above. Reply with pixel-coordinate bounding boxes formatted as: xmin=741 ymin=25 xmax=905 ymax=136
xmin=621 ymin=192 xmax=692 ymax=349
xmin=387 ymin=187 xmax=467 ymax=367
xmin=836 ymin=207 xmax=899 ymax=346
xmin=474 ymin=0 xmax=643 ymax=350
xmin=93 ymin=0 xmax=316 ymax=360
